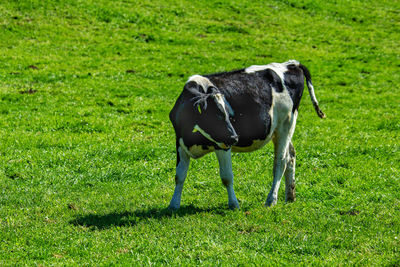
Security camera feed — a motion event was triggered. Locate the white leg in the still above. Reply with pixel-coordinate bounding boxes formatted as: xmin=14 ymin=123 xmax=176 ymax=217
xmin=215 ymin=149 xmax=239 ymax=209
xmin=266 ymin=134 xmax=290 ymax=207
xmin=285 ymin=142 xmax=296 ymax=202
xmin=266 ymin=110 xmax=297 ymax=207
xmin=169 ymin=146 xmax=190 ymax=210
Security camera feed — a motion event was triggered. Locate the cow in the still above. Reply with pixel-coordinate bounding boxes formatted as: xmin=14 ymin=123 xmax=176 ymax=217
xmin=168 ymin=60 xmax=325 ymax=210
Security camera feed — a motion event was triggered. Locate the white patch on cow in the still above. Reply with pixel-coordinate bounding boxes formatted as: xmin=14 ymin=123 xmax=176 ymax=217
xmin=187 ymin=75 xmax=214 ymax=93
xmin=179 ymin=138 xmax=214 ymax=159
xmin=271 ymin=85 xmax=293 ymax=125
xmin=214 ymin=93 xmax=234 ymax=117
xmin=214 ymin=93 xmax=228 ymax=116
xmin=245 ymin=60 xmax=300 ymax=80
xmin=306 ymin=81 xmax=318 ymax=105
xmin=214 ymin=93 xmax=225 ymax=109
xmin=244 ymin=65 xmax=270 ymax=73
xmin=306 ymin=80 xmax=325 ymax=118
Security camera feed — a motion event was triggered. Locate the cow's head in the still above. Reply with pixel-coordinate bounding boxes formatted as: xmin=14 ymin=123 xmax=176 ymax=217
xmin=188 ymin=84 xmax=238 ymax=149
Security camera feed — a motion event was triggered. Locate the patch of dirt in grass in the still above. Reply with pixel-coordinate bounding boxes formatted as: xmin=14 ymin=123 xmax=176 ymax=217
xmin=19 ymin=88 xmax=37 ymax=94
xmin=339 ymin=209 xmax=360 ymax=216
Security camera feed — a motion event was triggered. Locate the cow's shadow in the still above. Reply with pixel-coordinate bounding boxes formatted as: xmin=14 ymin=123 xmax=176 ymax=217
xmin=71 ymin=204 xmax=227 ymax=230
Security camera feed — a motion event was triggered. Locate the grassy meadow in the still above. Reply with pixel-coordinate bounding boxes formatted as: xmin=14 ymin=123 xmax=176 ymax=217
xmin=0 ymin=0 xmax=399 ymax=265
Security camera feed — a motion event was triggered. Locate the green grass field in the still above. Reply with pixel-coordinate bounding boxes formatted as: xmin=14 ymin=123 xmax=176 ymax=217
xmin=1 ymin=0 xmax=399 ymax=265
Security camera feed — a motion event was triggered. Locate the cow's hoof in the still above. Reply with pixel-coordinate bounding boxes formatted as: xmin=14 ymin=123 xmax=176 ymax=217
xmin=265 ymin=199 xmax=277 ymax=207
xmin=228 ymin=201 xmax=240 ymax=210
xmin=285 ymin=196 xmax=296 ymax=203
xmin=265 ymin=202 xmax=276 ymax=207
xmin=285 ymin=189 xmax=296 ymax=203
xmin=168 ymin=204 xmax=180 ymax=211
xmin=265 ymin=193 xmax=278 ymax=207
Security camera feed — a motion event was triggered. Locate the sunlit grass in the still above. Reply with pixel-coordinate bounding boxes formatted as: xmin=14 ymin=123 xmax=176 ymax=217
xmin=0 ymin=0 xmax=399 ymax=265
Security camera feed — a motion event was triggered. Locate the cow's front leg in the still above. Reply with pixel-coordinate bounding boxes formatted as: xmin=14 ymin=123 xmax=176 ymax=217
xmin=169 ymin=146 xmax=190 ymax=210
xmin=215 ymin=149 xmax=239 ymax=209
xmin=285 ymin=142 xmax=296 ymax=202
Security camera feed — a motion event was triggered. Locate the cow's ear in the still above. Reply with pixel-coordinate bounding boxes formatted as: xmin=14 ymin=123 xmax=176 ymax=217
xmin=185 ymin=81 xmax=208 ymax=97
xmin=207 ymin=86 xmax=219 ymax=94
xmin=185 ymin=83 xmax=201 ymax=96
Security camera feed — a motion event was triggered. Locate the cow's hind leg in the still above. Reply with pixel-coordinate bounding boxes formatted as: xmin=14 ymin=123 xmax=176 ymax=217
xmin=266 ymin=133 xmax=290 ymax=207
xmin=266 ymin=109 xmax=298 ymax=207
xmin=215 ymin=149 xmax=239 ymax=209
xmin=284 ymin=142 xmax=296 ymax=202
xmin=169 ymin=146 xmax=190 ymax=210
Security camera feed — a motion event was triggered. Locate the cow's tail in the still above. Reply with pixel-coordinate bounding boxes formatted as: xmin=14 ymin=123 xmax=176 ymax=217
xmin=299 ymin=64 xmax=326 ymax=118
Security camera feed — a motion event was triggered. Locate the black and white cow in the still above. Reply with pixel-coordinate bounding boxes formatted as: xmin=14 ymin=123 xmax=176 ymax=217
xmin=169 ymin=60 xmax=325 ymax=210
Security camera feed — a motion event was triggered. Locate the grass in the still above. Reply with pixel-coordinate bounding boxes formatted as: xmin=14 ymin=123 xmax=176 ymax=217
xmin=0 ymin=0 xmax=399 ymax=265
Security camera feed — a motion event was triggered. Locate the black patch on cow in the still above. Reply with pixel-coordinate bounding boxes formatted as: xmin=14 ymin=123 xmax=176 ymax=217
xmin=263 ymin=69 xmax=284 ymax=92
xmin=283 ymin=65 xmax=304 ymax=112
